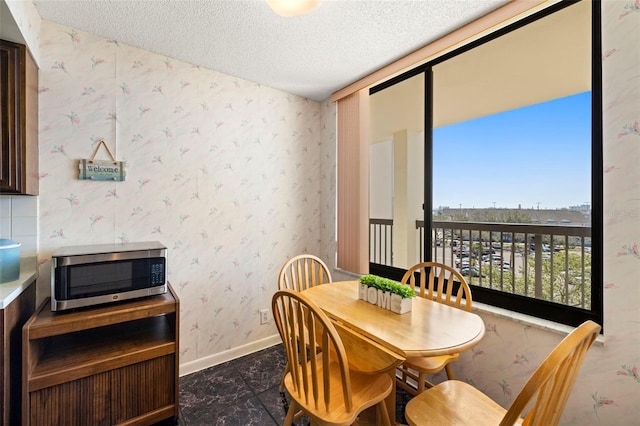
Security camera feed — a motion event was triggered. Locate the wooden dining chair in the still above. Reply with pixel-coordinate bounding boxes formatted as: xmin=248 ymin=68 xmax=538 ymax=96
xmin=278 ymin=254 xmax=332 ymax=291
xmin=277 ymin=254 xmax=332 ymax=392
xmin=404 ymin=320 xmax=601 ymax=426
xmin=397 ymin=261 xmax=472 ymax=395
xmin=272 ymin=289 xmax=393 ymax=426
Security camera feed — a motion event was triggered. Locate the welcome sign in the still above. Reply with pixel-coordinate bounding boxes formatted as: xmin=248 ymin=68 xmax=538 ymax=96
xmin=79 ymin=159 xmax=126 ymax=181
xmin=78 ymin=140 xmax=126 ymax=181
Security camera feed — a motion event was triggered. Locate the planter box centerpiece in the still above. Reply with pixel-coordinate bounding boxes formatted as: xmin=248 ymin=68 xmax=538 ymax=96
xmin=358 ymin=274 xmax=416 ymax=314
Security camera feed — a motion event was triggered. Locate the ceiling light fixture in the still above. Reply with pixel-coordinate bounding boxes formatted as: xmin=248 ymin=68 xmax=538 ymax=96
xmin=266 ymin=0 xmax=319 ymax=17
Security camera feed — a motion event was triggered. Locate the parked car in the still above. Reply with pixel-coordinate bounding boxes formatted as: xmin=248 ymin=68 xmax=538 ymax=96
xmin=453 ymin=245 xmax=469 ymax=255
xmin=455 ymin=257 xmax=470 ymax=267
xmin=461 ymin=266 xmax=485 ymax=277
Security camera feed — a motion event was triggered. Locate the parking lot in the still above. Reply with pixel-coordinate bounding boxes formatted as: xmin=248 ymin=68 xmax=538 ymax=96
xmin=431 ymin=244 xmax=525 ymax=278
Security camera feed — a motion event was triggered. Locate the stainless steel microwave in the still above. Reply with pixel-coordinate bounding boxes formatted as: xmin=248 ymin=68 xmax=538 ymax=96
xmin=51 ymin=241 xmax=167 ymax=312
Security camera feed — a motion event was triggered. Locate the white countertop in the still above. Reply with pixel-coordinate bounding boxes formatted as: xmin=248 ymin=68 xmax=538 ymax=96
xmin=0 ymin=256 xmax=37 ymax=309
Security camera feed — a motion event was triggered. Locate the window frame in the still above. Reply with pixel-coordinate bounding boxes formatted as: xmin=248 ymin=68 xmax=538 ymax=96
xmin=369 ymin=0 xmax=602 ymax=329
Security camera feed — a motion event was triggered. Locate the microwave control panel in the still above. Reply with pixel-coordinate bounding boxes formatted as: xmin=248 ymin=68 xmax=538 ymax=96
xmin=151 ymin=259 xmax=166 ymax=285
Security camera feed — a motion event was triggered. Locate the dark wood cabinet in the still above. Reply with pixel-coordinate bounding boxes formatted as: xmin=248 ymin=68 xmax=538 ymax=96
xmin=23 ymin=285 xmax=180 ymax=426
xmin=0 ymin=39 xmax=38 ymax=195
xmin=0 ymin=279 xmax=36 ymax=426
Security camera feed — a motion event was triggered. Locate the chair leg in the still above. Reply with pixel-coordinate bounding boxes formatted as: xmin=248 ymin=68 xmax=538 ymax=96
xmin=284 ymin=400 xmax=298 ymax=426
xmin=376 ymin=400 xmax=392 ymax=426
xmin=397 ymin=366 xmax=417 ymax=396
xmin=417 ymin=371 xmax=427 ymax=394
xmin=445 ymin=363 xmax=455 ymax=380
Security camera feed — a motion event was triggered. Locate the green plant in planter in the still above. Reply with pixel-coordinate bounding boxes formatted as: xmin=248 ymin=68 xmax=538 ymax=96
xmin=358 ymin=274 xmax=416 ymax=299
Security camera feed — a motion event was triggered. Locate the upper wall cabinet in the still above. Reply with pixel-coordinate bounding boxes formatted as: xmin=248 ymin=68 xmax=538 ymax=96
xmin=0 ymin=39 xmax=38 ymax=195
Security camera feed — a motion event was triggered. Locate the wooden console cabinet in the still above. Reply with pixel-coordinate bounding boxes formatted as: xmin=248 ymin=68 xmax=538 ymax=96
xmin=22 ymin=285 xmax=179 ymax=426
xmin=1 ymin=279 xmax=36 ymax=426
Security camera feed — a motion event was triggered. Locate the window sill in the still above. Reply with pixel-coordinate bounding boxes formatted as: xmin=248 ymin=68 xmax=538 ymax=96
xmin=471 ymin=301 xmax=605 ymax=346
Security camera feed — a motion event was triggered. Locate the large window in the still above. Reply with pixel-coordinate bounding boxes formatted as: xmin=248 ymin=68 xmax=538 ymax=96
xmin=368 ymin=0 xmax=601 ymax=327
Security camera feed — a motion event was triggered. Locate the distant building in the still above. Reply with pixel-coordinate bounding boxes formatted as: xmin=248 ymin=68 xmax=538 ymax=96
xmin=437 ymin=207 xmax=590 ymax=227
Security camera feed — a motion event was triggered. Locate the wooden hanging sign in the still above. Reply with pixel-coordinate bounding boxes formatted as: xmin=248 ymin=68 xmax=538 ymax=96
xmin=78 ymin=139 xmax=126 ymax=181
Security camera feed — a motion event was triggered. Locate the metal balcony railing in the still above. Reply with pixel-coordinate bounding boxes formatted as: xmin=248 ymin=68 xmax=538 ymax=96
xmin=370 ymin=219 xmax=592 ymax=309
xmin=369 ymin=218 xmax=393 ymax=266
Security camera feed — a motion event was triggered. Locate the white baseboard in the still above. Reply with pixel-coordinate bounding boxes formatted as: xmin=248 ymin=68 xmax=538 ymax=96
xmin=178 ymin=334 xmax=282 ymax=377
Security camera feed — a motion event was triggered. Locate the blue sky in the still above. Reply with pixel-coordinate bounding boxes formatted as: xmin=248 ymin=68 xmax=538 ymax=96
xmin=432 ymin=91 xmax=592 ymax=210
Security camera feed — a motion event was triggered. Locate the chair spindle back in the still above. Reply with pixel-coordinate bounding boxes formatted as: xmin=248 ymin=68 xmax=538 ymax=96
xmin=272 ymin=289 xmax=352 ymax=413
xmin=502 ymin=320 xmax=600 ymax=426
xmin=278 ymin=254 xmax=332 ymax=292
xmin=401 ymin=262 xmax=472 ymax=311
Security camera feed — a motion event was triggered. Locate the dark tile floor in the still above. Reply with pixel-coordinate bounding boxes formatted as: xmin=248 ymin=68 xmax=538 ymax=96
xmin=173 ymin=344 xmax=413 ymax=425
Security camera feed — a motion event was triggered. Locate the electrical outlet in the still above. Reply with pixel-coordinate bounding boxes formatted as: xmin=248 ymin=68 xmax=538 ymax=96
xmin=260 ymin=309 xmax=269 ymax=324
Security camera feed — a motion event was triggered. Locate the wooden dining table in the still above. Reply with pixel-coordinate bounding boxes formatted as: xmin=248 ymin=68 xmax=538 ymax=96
xmin=302 ymin=280 xmax=486 ymax=424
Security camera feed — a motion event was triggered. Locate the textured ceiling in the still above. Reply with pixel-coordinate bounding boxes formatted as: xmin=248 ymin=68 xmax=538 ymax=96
xmin=32 ymin=0 xmax=510 ymax=102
